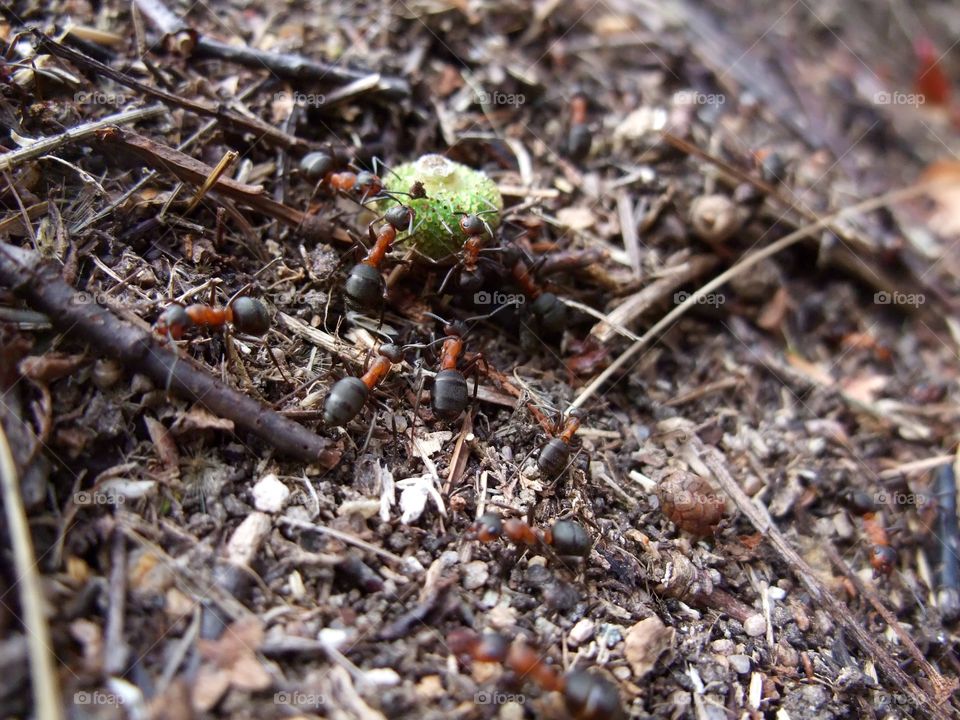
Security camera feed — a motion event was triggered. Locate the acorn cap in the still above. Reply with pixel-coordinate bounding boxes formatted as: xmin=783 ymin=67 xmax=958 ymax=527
xmin=380 ymin=154 xmax=503 ymax=260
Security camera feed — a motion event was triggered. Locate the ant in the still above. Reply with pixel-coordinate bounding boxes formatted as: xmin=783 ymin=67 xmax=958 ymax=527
xmin=300 ymin=150 xmax=386 ymax=204
xmin=155 ymin=296 xmax=270 ymax=340
xmin=537 ymin=409 xmax=585 ymax=481
xmin=343 ymin=204 xmax=416 ymax=313
xmin=844 ymin=490 xmax=897 ymax=576
xmin=509 ymin=253 xmax=568 ymax=334
xmin=437 ymin=209 xmax=503 ymax=296
xmin=428 ymin=319 xmax=473 ymax=421
xmin=656 ymin=471 xmax=727 ymax=537
xmin=566 ymin=92 xmax=592 ymax=162
xmin=406 ymin=309 xmax=513 ymax=422
xmin=323 ymin=343 xmax=404 ymax=427
xmin=447 ymin=629 xmax=624 ymax=720
xmin=471 ymin=512 xmax=592 ymax=557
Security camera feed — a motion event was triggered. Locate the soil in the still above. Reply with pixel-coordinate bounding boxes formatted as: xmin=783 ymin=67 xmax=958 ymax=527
xmin=1 ymin=1 xmax=960 ymax=719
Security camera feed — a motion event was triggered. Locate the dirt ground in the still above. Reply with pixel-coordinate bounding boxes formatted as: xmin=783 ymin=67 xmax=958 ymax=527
xmin=2 ymin=0 xmax=960 ymax=718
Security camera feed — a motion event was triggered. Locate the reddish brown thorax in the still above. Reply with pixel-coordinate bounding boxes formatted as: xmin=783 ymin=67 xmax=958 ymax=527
xmin=360 ymin=356 xmax=394 ymax=390
xmin=363 ymin=224 xmax=397 ymax=267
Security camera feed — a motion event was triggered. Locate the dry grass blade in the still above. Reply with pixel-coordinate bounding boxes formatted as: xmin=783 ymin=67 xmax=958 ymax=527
xmin=0 ymin=423 xmax=65 ymax=720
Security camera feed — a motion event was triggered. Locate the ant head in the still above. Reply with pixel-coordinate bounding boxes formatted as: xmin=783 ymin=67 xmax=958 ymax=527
xmin=385 ymin=204 xmax=414 ymax=232
xmin=568 ymin=407 xmax=587 ymax=421
xmin=459 ymin=214 xmax=486 ymax=237
xmin=444 ymin=321 xmax=468 ymax=338
xmin=379 ymin=344 xmax=404 ymax=363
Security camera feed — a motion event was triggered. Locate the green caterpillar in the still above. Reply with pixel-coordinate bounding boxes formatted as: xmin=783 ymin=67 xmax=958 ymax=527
xmin=380 ymin=154 xmax=503 ymax=261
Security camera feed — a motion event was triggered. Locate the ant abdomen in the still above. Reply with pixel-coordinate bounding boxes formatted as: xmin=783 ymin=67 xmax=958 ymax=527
xmin=564 ymin=670 xmax=624 ymax=720
xmin=432 ymin=368 xmax=468 ymax=420
xmin=531 ymin=292 xmax=567 ymax=333
xmin=230 ymin=297 xmax=270 ymax=335
xmin=300 ymin=151 xmax=335 ymax=181
xmin=458 ymin=268 xmax=485 ymax=294
xmin=345 ymin=263 xmax=384 ymax=310
xmin=546 ymin=519 xmax=591 ymax=557
xmin=538 ymin=437 xmax=571 ymax=479
xmin=323 ymin=376 xmax=369 ymax=427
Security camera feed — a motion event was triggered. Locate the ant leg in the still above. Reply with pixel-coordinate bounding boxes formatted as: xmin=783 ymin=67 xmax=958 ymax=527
xmin=359 ymin=408 xmax=379 ymax=454
xmin=371 ymin=156 xmax=401 ymax=180
xmin=410 ymin=367 xmax=426 ymax=444
xmin=437 ymin=264 xmax=460 ymax=296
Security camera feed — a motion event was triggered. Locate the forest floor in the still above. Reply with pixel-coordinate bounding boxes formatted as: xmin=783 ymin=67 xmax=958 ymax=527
xmin=2 ymin=0 xmax=960 ymax=718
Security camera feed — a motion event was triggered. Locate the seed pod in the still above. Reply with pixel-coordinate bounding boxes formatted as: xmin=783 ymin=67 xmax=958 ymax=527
xmin=689 ymin=194 xmax=742 ymax=244
xmin=379 ymin=154 xmax=503 ymax=260
xmin=657 ymin=471 xmax=726 ymax=536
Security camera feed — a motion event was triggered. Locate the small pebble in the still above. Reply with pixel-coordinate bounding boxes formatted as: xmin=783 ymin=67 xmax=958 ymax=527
xmin=728 ymin=654 xmax=751 ymax=674
xmin=569 ymin=618 xmax=596 ymax=646
xmin=767 ymin=586 xmax=787 ymax=601
xmin=710 ymin=639 xmax=735 ymax=654
xmin=318 ymin=627 xmax=353 ymax=650
xmin=463 ymin=561 xmax=490 ymax=590
xmin=252 ymin=474 xmax=290 ymax=513
xmin=364 ymin=668 xmax=401 ymax=687
xmin=743 ymin=614 xmax=766 ymax=637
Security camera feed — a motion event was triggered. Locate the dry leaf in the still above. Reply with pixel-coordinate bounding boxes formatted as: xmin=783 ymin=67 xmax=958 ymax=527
xmin=557 ymin=206 xmax=596 ymax=231
xmin=785 ymin=352 xmax=835 ymax=387
xmin=840 ymin=373 xmax=889 ymax=404
xmin=921 ymin=161 xmax=960 ymax=236
xmin=624 ymin=616 xmax=675 ymax=679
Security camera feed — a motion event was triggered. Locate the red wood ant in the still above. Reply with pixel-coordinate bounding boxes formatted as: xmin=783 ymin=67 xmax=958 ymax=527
xmin=436 ymin=210 xmax=501 ymax=295
xmin=430 ymin=320 xmax=472 ymax=421
xmin=344 ymin=205 xmax=415 ymax=313
xmin=471 ymin=512 xmax=592 ymax=557
xmin=566 ymin=93 xmax=592 ymax=162
xmin=447 ymin=629 xmax=624 ymax=720
xmin=323 ymin=344 xmax=404 ymax=427
xmin=155 ymin=296 xmax=270 ymax=340
xmin=537 ymin=409 xmax=585 ymax=480
xmin=299 ymin=151 xmax=385 ymax=203
xmin=510 ymin=254 xmax=568 ymax=333
xmin=845 ymin=490 xmax=897 ymax=576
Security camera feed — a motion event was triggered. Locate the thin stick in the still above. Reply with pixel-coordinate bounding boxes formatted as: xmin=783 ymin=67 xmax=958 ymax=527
xmin=0 ymin=243 xmax=341 ymax=466
xmin=568 ymin=181 xmax=939 ymax=413
xmin=0 ymin=104 xmax=165 ymax=173
xmin=0 ymin=423 xmax=64 ymax=720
